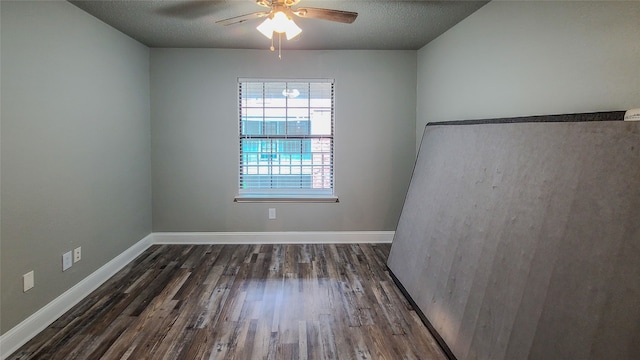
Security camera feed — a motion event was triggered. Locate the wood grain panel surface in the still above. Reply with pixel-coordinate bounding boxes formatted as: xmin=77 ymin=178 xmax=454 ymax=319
xmin=9 ymin=244 xmax=447 ymax=360
xmin=388 ymin=119 xmax=640 ymax=360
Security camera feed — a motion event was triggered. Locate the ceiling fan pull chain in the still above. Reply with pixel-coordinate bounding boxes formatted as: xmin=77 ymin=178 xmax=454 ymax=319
xmin=278 ymin=33 xmax=282 ymax=59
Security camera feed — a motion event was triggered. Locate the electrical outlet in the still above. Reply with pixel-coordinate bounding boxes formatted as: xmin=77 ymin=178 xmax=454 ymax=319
xmin=268 ymin=208 xmax=276 ymax=220
xmin=74 ymin=247 xmax=81 ymax=263
xmin=62 ymin=251 xmax=73 ymax=271
xmin=23 ymin=271 xmax=35 ymax=292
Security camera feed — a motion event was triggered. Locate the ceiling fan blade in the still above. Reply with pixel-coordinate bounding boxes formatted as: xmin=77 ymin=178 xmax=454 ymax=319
xmin=293 ymin=7 xmax=358 ymax=24
xmin=216 ymin=11 xmax=270 ymax=26
xmin=157 ymin=1 xmax=227 ymax=20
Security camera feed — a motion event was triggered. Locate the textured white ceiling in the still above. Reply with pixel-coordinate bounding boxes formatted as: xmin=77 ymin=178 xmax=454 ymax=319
xmin=69 ymin=0 xmax=488 ymax=50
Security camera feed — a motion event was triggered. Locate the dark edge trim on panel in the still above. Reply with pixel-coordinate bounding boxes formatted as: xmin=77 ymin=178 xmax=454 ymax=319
xmin=426 ymin=110 xmax=625 ymax=127
xmin=387 ymin=267 xmax=458 ymax=360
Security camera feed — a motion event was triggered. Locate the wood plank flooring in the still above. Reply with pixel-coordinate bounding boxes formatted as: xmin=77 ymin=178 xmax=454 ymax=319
xmin=9 ymin=244 xmax=447 ymax=360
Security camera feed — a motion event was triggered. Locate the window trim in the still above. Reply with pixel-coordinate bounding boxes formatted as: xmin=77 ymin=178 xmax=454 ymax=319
xmin=233 ymin=195 xmax=339 ymax=203
xmin=235 ymin=78 xmax=338 ymax=203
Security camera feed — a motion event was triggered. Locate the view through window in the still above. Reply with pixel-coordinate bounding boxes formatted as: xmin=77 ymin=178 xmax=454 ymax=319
xmin=238 ymin=79 xmax=335 ymax=199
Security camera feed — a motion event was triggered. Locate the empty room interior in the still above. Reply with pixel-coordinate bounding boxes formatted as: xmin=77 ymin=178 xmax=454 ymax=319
xmin=1 ymin=1 xmax=639 ymax=359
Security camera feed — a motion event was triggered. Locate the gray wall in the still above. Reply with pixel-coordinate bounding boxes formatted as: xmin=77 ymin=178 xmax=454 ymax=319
xmin=151 ymin=49 xmax=416 ymax=232
xmin=416 ymin=0 xmax=640 ymax=146
xmin=1 ymin=1 xmax=151 ymax=333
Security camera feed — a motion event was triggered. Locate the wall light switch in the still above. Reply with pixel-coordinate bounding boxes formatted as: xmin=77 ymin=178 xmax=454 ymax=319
xmin=23 ymin=271 xmax=35 ymax=292
xmin=62 ymin=251 xmax=73 ymax=271
xmin=268 ymin=208 xmax=276 ymax=220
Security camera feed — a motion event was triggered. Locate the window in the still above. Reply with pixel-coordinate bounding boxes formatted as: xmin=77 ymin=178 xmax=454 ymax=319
xmin=236 ymin=79 xmax=336 ymax=202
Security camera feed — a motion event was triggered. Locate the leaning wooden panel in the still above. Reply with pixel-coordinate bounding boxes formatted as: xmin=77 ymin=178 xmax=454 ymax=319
xmin=388 ymin=119 xmax=640 ymax=360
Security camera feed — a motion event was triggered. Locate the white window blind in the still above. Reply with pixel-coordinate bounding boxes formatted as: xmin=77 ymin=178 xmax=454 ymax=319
xmin=237 ymin=79 xmax=335 ymax=201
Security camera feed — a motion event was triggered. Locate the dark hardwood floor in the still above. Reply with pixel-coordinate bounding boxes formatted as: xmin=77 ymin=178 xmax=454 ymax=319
xmin=9 ymin=244 xmax=447 ymax=359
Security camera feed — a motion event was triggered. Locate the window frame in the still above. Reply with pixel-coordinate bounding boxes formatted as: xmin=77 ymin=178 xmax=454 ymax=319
xmin=234 ymin=78 xmax=338 ymax=203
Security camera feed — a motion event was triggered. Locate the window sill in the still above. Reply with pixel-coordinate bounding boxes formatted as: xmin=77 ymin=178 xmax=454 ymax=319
xmin=234 ymin=195 xmax=339 ymax=203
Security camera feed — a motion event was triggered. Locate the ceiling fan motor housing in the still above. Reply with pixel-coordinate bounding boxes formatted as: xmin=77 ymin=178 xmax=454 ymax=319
xmin=257 ymin=0 xmax=301 ymax=8
xmin=217 ymin=0 xmax=358 ymax=27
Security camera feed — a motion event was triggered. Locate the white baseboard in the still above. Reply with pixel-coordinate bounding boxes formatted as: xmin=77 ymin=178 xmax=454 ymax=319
xmin=152 ymin=231 xmax=395 ymax=244
xmin=0 ymin=234 xmax=153 ymax=360
xmin=1 ymin=231 xmax=393 ymax=359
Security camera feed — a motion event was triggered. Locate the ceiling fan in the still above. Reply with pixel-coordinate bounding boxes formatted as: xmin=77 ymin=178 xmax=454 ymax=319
xmin=216 ymin=0 xmax=358 ymax=54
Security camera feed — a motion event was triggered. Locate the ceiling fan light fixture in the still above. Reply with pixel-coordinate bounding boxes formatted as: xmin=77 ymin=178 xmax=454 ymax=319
xmin=271 ymin=11 xmax=290 ymax=32
xmin=256 ymin=10 xmax=302 ymax=40
xmin=256 ymin=17 xmax=275 ymax=39
xmin=283 ymin=18 xmax=302 ymax=40
xmin=282 ymin=88 xmax=300 ymax=98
